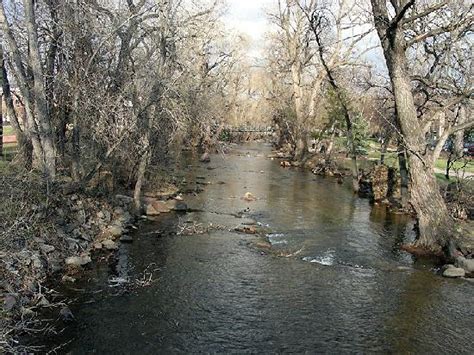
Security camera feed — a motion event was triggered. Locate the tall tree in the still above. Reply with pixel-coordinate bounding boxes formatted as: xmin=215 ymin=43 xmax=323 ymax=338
xmin=370 ymin=0 xmax=473 ymax=251
xmin=0 ymin=0 xmax=56 ymax=179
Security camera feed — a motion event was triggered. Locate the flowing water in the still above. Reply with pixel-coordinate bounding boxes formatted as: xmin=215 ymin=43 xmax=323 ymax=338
xmin=44 ymin=143 xmax=473 ymax=353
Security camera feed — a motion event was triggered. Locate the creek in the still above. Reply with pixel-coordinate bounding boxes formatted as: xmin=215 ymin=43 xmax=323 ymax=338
xmin=43 ymin=143 xmax=473 ymax=353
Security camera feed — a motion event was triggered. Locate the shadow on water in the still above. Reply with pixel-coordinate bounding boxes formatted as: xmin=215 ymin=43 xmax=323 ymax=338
xmin=39 ymin=143 xmax=473 ymax=353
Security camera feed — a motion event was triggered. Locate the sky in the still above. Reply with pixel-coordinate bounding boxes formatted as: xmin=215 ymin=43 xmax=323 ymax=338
xmin=223 ymin=0 xmax=385 ymax=71
xmin=223 ymin=0 xmax=272 ymax=60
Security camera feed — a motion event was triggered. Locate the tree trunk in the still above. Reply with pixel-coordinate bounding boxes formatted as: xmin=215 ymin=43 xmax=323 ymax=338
xmin=453 ymin=106 xmax=465 ymax=158
xmin=0 ymin=90 xmax=2 ymax=158
xmin=390 ymin=65 xmax=451 ymax=249
xmin=291 ymin=57 xmax=307 ymax=162
xmin=397 ymin=141 xmax=409 ymax=205
xmin=311 ymin=27 xmax=359 ymax=192
xmin=325 ymin=128 xmax=336 ymax=158
xmin=24 ymin=0 xmax=56 ymax=179
xmin=0 ymin=2 xmax=43 ymax=166
xmin=380 ymin=134 xmax=390 ymax=165
xmin=370 ymin=3 xmax=452 ymax=250
xmin=133 ymin=143 xmax=151 ymax=211
xmin=0 ymin=46 xmax=32 ymax=165
xmin=446 ymin=106 xmax=466 ymax=179
xmin=294 ymin=131 xmax=308 ymax=162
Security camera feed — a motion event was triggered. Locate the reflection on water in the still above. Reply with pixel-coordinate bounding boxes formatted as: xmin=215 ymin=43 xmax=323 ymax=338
xmin=43 ymin=143 xmax=473 ymax=353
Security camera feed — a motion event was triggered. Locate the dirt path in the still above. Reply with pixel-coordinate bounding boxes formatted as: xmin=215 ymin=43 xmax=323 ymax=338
xmin=2 ymin=135 xmax=17 ymax=144
xmin=434 ymin=167 xmax=474 ymax=178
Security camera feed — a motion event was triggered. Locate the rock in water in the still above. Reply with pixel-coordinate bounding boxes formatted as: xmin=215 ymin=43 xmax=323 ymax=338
xmin=455 ymin=256 xmax=474 ymax=273
xmin=59 ymin=306 xmax=75 ymax=322
xmin=200 ymin=152 xmax=211 ymax=163
xmin=243 ymin=192 xmax=256 ymax=202
xmin=442 ymin=265 xmax=466 ymax=278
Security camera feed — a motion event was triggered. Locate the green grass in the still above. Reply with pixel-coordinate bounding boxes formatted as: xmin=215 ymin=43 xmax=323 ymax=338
xmin=435 ymin=158 xmax=474 ymax=173
xmin=366 ymin=151 xmax=398 ymax=168
xmin=1 ymin=143 xmax=18 ymax=165
xmin=2 ymin=143 xmax=18 ymax=155
xmin=2 ymin=125 xmax=15 ymax=136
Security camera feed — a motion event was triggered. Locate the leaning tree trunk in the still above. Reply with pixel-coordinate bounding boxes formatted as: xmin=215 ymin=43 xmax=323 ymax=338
xmin=371 ymin=0 xmax=453 ymax=251
xmin=446 ymin=105 xmax=466 ymax=179
xmin=291 ymin=60 xmax=308 ymax=162
xmin=387 ymin=48 xmax=451 ymax=251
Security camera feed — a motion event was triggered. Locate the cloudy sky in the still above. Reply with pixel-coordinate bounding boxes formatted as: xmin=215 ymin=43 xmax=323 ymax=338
xmin=222 ymin=0 xmax=385 ymax=70
xmin=223 ymin=0 xmax=272 ymax=60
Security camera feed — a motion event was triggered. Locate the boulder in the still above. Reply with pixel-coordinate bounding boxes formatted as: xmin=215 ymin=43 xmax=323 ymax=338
xmin=254 ymin=241 xmax=272 ymax=249
xmin=106 ymin=225 xmax=123 ymax=238
xmin=151 ymin=200 xmax=171 ymax=213
xmin=144 ymin=185 xmax=180 ymax=200
xmin=166 ymin=199 xmax=188 ymax=212
xmin=146 ymin=203 xmax=160 ymax=216
xmin=455 ymin=256 xmax=474 ymax=273
xmin=102 ymin=239 xmax=118 ymax=250
xmin=40 ymin=244 xmax=55 ymax=254
xmin=200 ymin=152 xmax=211 ymax=163
xmin=65 ymin=255 xmax=91 ymax=267
xmin=442 ymin=265 xmax=466 ymax=278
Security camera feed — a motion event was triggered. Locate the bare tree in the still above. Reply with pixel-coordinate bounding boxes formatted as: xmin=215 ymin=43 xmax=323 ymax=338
xmin=370 ymin=0 xmax=473 ymax=251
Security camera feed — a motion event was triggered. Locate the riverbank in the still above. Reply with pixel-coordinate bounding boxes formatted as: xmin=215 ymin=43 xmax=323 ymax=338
xmin=0 ymin=162 xmax=191 ymax=352
xmin=0 ymin=169 xmax=129 ymax=352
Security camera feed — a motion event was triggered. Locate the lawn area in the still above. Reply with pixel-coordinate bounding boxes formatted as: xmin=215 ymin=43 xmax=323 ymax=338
xmin=366 ymin=150 xmax=398 ymax=168
xmin=1 ymin=143 xmax=18 ymax=163
xmin=2 ymin=125 xmax=15 ymax=136
xmin=435 ymin=158 xmax=474 ymax=173
xmin=2 ymin=143 xmax=18 ymax=154
xmin=366 ymin=149 xmax=474 ymax=174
